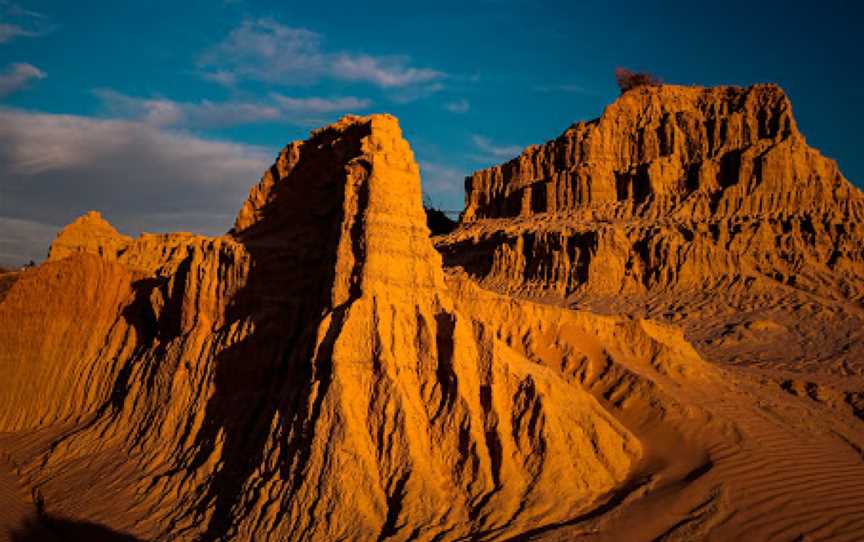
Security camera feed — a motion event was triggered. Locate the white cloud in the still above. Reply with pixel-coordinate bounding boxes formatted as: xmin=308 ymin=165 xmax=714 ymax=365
xmin=0 ymin=108 xmax=273 ymax=266
xmin=201 ymin=19 xmax=321 ymax=85
xmin=188 ymin=100 xmax=284 ymax=127
xmin=94 ymin=89 xmax=185 ymax=126
xmin=270 ymin=94 xmax=370 ymax=113
xmin=443 ymin=98 xmax=470 ymax=113
xmin=200 ymin=18 xmax=445 ymax=90
xmin=0 ymin=62 xmax=44 ymax=97
xmin=420 ymin=161 xmax=465 ymax=196
xmin=329 ymin=53 xmax=443 ymax=88
xmin=471 ymin=135 xmax=522 ymax=159
xmin=94 ymin=89 xmax=369 ymax=129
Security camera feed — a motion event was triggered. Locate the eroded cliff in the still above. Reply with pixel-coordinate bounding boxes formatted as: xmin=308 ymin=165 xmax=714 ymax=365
xmin=438 ymin=84 xmax=864 ymax=375
xmin=461 ymin=84 xmax=861 ymax=222
xmin=0 ymin=114 xmax=706 ymax=542
xmin=2 ymin=90 xmax=864 ymax=542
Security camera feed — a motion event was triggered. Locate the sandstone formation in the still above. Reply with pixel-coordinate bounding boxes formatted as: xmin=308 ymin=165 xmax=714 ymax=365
xmin=1 ymin=88 xmax=864 ymax=542
xmin=461 ymin=84 xmax=861 ymax=223
xmin=439 ymin=84 xmax=864 ymax=375
xmin=0 ymin=115 xmax=691 ymax=541
xmin=47 ymin=211 xmax=133 ymax=262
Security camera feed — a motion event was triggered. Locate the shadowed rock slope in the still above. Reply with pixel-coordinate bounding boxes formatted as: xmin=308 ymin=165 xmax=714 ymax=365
xmin=438 ymin=84 xmax=864 ymax=376
xmin=0 ymin=115 xmax=713 ymax=541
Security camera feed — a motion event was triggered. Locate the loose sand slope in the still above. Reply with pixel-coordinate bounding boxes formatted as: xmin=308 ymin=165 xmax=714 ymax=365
xmin=0 ymin=86 xmax=863 ymax=541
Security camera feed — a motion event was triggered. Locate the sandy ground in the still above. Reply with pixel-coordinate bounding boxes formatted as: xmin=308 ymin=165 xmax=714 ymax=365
xmin=0 ymin=454 xmax=56 ymax=542
xmin=2 ymin=273 xmax=863 ymax=541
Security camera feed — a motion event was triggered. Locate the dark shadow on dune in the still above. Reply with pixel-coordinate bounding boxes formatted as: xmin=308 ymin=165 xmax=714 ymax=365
xmin=8 ymin=515 xmax=144 ymax=542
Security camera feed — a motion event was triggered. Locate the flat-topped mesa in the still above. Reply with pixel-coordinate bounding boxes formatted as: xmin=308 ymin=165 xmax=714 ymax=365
xmin=463 ymin=84 xmax=863 ymax=222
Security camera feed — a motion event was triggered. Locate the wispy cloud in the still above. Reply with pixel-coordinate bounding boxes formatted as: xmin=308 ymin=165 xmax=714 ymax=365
xmin=0 ymin=62 xmax=45 ymax=98
xmin=443 ymin=98 xmax=470 ymax=113
xmin=0 ymin=108 xmax=273 ymax=266
xmin=329 ymin=53 xmax=443 ymax=88
xmin=0 ymin=216 xmax=61 ymax=266
xmin=94 ymin=89 xmax=369 ymax=129
xmin=0 ymin=1 xmax=45 ymax=19
xmin=388 ymin=82 xmax=444 ymax=104
xmin=420 ymin=161 xmax=465 ymax=196
xmin=200 ymin=18 xmax=445 ymax=91
xmin=94 ymin=89 xmax=185 ymax=126
xmin=202 ymin=70 xmax=237 ymax=87
xmin=270 ymin=94 xmax=370 ymax=113
xmin=201 ymin=20 xmax=321 ymax=85
xmin=0 ymin=1 xmax=53 ymax=44
xmin=0 ymin=22 xmax=35 ymax=42
xmin=471 ymin=134 xmax=522 ymax=160
xmin=532 ymin=83 xmax=601 ymax=96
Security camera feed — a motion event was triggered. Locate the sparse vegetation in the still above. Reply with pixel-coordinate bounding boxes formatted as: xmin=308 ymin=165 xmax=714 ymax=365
xmin=425 ymin=207 xmax=456 ymax=235
xmin=423 ymin=193 xmax=457 ymax=235
xmin=615 ymin=67 xmax=662 ymax=94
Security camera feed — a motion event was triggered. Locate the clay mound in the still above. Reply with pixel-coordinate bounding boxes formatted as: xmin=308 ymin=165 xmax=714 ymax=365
xmin=47 ymin=211 xmax=133 ymax=262
xmin=0 ymin=114 xmax=708 ymax=541
xmin=438 ymin=83 xmax=864 ymax=375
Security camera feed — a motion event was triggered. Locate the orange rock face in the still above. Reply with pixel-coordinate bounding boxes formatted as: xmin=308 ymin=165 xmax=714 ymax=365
xmin=47 ymin=211 xmax=133 ymax=262
xmin=2 ymin=90 xmax=864 ymax=542
xmin=439 ymin=84 xmax=864 ymax=374
xmin=462 ymin=84 xmax=861 ymax=222
xmin=0 ymin=114 xmax=690 ymax=541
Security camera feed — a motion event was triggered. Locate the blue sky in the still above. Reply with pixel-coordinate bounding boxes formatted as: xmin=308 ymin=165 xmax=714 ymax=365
xmin=0 ymin=0 xmax=862 ymax=265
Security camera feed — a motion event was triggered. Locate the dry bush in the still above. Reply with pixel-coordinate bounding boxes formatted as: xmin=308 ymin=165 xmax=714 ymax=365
xmin=615 ymin=67 xmax=662 ymax=93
